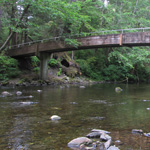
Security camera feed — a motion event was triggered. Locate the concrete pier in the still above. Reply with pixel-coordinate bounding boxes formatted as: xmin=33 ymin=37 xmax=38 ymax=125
xmin=39 ymin=52 xmax=51 ymax=80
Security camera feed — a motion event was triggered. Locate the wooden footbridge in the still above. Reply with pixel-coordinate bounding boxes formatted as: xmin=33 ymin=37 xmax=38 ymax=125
xmin=5 ymin=27 xmax=150 ymax=80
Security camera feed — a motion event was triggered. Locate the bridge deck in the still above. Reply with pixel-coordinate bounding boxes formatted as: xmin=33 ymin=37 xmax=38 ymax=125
xmin=7 ymin=32 xmax=150 ymax=57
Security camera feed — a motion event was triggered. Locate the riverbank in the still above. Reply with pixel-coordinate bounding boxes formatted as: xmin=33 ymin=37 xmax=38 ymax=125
xmin=0 ymin=69 xmax=104 ymax=87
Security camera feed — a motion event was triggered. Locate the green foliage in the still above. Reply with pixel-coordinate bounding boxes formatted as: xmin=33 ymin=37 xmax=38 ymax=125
xmin=106 ymin=47 xmax=150 ymax=82
xmin=57 ymin=68 xmax=62 ymax=76
xmin=31 ymin=56 xmax=40 ymax=67
xmin=31 ymin=56 xmax=40 ymax=73
xmin=33 ymin=67 xmax=40 ymax=74
xmin=102 ymin=64 xmax=130 ymax=81
xmin=49 ymin=58 xmax=58 ymax=67
xmin=0 ymin=56 xmax=20 ymax=81
xmin=64 ymin=38 xmax=79 ymax=48
xmin=76 ymin=59 xmax=102 ymax=80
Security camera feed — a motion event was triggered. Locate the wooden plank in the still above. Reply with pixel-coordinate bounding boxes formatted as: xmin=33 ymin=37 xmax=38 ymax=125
xmin=7 ymin=32 xmax=150 ymax=57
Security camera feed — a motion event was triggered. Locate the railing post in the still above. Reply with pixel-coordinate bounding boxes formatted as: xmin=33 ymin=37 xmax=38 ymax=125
xmin=39 ymin=52 xmax=51 ymax=80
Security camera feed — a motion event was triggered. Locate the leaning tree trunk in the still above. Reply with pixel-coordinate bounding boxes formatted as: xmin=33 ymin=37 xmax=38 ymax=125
xmin=0 ymin=4 xmax=30 ymax=51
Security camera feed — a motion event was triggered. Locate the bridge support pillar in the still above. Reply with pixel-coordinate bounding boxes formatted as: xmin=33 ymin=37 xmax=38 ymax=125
xmin=39 ymin=52 xmax=51 ymax=80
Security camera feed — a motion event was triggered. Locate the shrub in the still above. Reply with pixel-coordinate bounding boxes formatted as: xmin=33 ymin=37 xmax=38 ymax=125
xmin=0 ymin=56 xmax=20 ymax=81
xmin=76 ymin=59 xmax=103 ymax=80
xmin=31 ymin=56 xmax=40 ymax=67
xmin=57 ymin=68 xmax=62 ymax=76
xmin=49 ymin=58 xmax=58 ymax=67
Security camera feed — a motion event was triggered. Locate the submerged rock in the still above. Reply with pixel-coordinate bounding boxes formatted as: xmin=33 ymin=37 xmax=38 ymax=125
xmin=70 ymin=102 xmax=78 ymax=105
xmin=80 ymin=86 xmax=85 ymax=88
xmin=89 ymin=116 xmax=105 ymax=120
xmin=28 ymin=95 xmax=33 ymax=98
xmin=50 ymin=115 xmax=61 ymax=121
xmin=143 ymin=100 xmax=150 ymax=102
xmin=115 ymin=87 xmax=123 ymax=93
xmin=67 ymin=137 xmax=92 ymax=149
xmin=37 ymin=90 xmax=42 ymax=93
xmin=2 ymin=91 xmax=12 ymax=97
xmin=20 ymin=101 xmax=37 ymax=105
xmin=16 ymin=91 xmax=22 ymax=96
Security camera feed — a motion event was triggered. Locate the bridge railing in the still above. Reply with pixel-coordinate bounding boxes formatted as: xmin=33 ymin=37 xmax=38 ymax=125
xmin=8 ymin=27 xmax=150 ymax=50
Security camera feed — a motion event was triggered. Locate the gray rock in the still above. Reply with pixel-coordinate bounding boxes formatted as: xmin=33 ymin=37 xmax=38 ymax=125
xmin=67 ymin=137 xmax=92 ymax=148
xmin=132 ymin=129 xmax=143 ymax=135
xmin=104 ymin=139 xmax=112 ymax=149
xmin=91 ymin=129 xmax=111 ymax=134
xmin=99 ymin=143 xmax=106 ymax=150
xmin=86 ymin=131 xmax=102 ymax=138
xmin=100 ymin=133 xmax=112 ymax=141
xmin=144 ymin=133 xmax=150 ymax=137
xmin=107 ymin=145 xmax=120 ymax=150
xmin=80 ymin=144 xmax=96 ymax=150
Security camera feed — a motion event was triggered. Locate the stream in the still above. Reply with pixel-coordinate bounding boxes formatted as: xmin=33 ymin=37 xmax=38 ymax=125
xmin=0 ymin=83 xmax=150 ymax=149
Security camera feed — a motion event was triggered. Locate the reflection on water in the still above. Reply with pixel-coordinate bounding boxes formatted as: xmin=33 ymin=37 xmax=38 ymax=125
xmin=0 ymin=84 xmax=150 ymax=149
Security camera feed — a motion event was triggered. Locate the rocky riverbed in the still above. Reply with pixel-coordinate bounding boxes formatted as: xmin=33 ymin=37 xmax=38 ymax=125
xmin=0 ymin=73 xmax=104 ymax=87
xmin=67 ymin=129 xmax=120 ymax=150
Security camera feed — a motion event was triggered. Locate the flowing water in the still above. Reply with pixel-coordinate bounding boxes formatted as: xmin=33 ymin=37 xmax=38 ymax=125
xmin=0 ymin=83 xmax=150 ymax=150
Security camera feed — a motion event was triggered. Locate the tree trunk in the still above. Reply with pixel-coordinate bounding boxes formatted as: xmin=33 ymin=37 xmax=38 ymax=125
xmin=0 ymin=8 xmax=2 ymax=31
xmin=0 ymin=4 xmax=30 ymax=51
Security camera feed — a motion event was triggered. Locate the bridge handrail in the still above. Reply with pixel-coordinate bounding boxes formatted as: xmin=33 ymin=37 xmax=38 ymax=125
xmin=8 ymin=27 xmax=150 ymax=49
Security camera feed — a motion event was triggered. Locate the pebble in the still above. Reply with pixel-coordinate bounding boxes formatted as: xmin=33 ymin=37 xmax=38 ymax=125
xmin=28 ymin=95 xmax=33 ymax=98
xmin=16 ymin=91 xmax=22 ymax=96
xmin=80 ymin=86 xmax=85 ymax=88
xmin=50 ymin=115 xmax=61 ymax=121
xmin=37 ymin=90 xmax=42 ymax=92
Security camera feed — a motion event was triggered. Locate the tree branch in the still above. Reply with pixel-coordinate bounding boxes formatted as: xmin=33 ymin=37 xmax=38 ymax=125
xmin=0 ymin=4 xmax=30 ymax=51
xmin=133 ymin=0 xmax=139 ymax=14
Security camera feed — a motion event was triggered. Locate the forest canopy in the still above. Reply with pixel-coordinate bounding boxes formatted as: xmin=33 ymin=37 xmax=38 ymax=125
xmin=1 ymin=0 xmax=150 ymax=82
